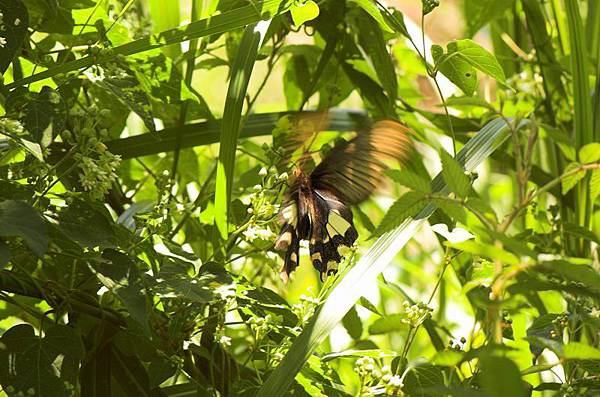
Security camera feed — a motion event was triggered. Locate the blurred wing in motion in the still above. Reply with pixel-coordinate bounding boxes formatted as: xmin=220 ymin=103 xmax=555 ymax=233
xmin=310 ymin=120 xmax=412 ymax=205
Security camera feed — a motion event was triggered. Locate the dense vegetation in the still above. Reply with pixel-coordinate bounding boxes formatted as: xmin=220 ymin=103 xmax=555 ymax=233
xmin=0 ymin=0 xmax=599 ymax=396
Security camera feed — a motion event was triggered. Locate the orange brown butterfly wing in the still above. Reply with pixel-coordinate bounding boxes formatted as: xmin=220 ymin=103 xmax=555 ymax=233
xmin=310 ymin=120 xmax=412 ymax=205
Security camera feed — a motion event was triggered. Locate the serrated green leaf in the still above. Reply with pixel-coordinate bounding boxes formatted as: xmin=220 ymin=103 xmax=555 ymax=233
xmin=432 ymin=196 xmax=467 ymax=224
xmin=372 ymin=192 xmax=428 ymax=237
xmin=440 ymin=150 xmax=471 ymax=198
xmin=562 ymin=162 xmax=586 ymax=194
xmin=579 ymin=143 xmax=600 ymax=163
xmin=386 ymin=169 xmax=431 ymax=192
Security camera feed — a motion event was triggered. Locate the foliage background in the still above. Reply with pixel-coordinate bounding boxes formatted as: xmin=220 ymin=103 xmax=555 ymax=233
xmin=0 ymin=0 xmax=599 ymax=396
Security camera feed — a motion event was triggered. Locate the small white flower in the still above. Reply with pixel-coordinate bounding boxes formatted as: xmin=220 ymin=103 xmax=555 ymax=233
xmin=14 ymin=18 xmax=21 ymax=26
xmin=243 ymin=225 xmax=258 ymax=241
xmin=218 ymin=335 xmax=231 ymax=346
xmin=0 ymin=37 xmax=7 ymax=48
xmin=259 ymin=167 xmax=268 ymax=176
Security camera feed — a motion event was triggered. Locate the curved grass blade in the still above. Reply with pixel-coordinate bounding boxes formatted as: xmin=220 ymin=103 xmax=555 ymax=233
xmin=4 ymin=0 xmax=291 ymax=90
xmin=214 ymin=20 xmax=271 ymax=239
xmin=255 ymin=117 xmax=528 ymax=397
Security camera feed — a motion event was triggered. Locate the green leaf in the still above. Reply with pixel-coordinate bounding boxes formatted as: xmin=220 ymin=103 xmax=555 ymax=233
xmin=358 ymin=296 xmax=381 ymax=316
xmin=372 ymin=191 xmax=428 ymax=237
xmin=563 ymin=342 xmax=600 ymax=360
xmin=579 ymin=143 xmax=600 ymax=163
xmin=354 ymin=10 xmax=397 ymax=102
xmin=541 ymin=260 xmax=600 ymax=293
xmin=0 ymin=200 xmax=47 ymax=256
xmin=432 ymin=44 xmax=477 ymax=96
xmin=341 ymin=306 xmax=363 ymax=339
xmin=57 ymin=199 xmax=114 ymax=247
xmin=368 ymin=313 xmax=409 ymax=335
xmin=562 ymin=162 xmax=586 ymax=195
xmin=290 ymin=0 xmax=319 ymax=26
xmin=479 ymin=356 xmax=527 ymax=397
xmin=86 ymin=61 xmax=156 ymax=134
xmin=449 ymin=240 xmax=520 ymax=265
xmin=590 ymin=169 xmax=600 ymax=202
xmin=0 ymin=0 xmax=28 ymax=74
xmin=433 ymin=197 xmax=467 ymax=224
xmin=386 ymin=169 xmax=431 ymax=193
xmin=464 ymin=0 xmax=514 ymax=37
xmin=348 ymin=0 xmax=394 ymax=33
xmin=255 ymin=117 xmax=522 ymax=397
xmin=214 ymin=20 xmax=270 ymax=239
xmin=5 ymin=87 xmax=67 ymax=145
xmin=0 ymin=324 xmax=84 ymax=397
xmin=435 ymin=39 xmax=508 ymax=90
xmin=403 ymin=365 xmax=446 ymax=396
xmin=440 ymin=150 xmax=471 ymax=198
xmin=449 ymin=40 xmax=507 ymax=84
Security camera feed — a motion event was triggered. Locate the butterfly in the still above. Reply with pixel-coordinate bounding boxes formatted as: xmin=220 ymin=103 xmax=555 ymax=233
xmin=273 ymin=114 xmax=412 ymax=281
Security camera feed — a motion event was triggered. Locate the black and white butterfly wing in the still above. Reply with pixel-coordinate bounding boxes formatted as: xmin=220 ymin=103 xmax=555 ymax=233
xmin=275 ymin=119 xmax=413 ymax=281
xmin=308 ymin=189 xmax=358 ymax=279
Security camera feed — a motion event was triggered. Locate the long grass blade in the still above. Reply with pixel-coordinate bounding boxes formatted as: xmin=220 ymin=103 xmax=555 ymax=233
xmin=214 ymin=21 xmax=271 ymax=239
xmin=4 ymin=0 xmax=291 ymax=90
xmin=255 ymin=117 xmax=525 ymax=397
xmin=565 ymin=0 xmax=593 ymax=252
xmin=105 ymin=110 xmax=369 ymax=159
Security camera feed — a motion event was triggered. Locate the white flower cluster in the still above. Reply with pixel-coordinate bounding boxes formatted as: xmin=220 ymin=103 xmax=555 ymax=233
xmin=241 ymin=166 xmax=286 ymax=243
xmin=291 ymin=294 xmax=320 ymax=325
xmin=64 ymin=107 xmax=121 ymax=200
xmin=248 ymin=314 xmax=275 ymax=340
xmin=354 ymin=358 xmax=404 ymax=396
xmin=0 ymin=118 xmax=24 ymax=135
xmin=402 ymin=301 xmax=433 ymax=328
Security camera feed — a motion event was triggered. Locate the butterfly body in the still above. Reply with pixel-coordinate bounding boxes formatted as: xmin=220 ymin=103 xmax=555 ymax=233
xmin=274 ymin=117 xmax=412 ymax=281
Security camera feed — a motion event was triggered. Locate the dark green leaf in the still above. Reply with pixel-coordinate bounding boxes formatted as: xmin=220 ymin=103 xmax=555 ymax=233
xmin=464 ymin=0 xmax=514 ymax=37
xmin=479 ymin=356 xmax=527 ymax=397
xmin=0 ymin=200 xmax=47 ymax=256
xmin=341 ymin=306 xmax=362 ymax=340
xmin=57 ymin=199 xmax=114 ymax=247
xmin=0 ymin=0 xmax=28 ymax=74
xmin=5 ymin=87 xmax=67 ymax=145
